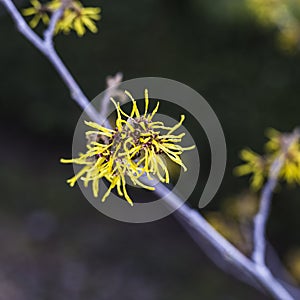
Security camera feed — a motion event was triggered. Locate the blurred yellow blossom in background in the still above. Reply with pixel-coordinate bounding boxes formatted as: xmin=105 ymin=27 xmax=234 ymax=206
xmin=286 ymin=248 xmax=300 ymax=284
xmin=247 ymin=0 xmax=300 ymax=51
xmin=266 ymin=128 xmax=300 ymax=185
xmin=222 ymin=191 xmax=259 ymax=222
xmin=235 ymin=128 xmax=300 ymax=189
xmin=234 ymin=148 xmax=267 ymax=190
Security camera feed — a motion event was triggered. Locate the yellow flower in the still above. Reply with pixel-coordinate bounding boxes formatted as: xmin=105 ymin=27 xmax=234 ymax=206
xmin=61 ymin=89 xmax=195 ymax=206
xmin=265 ymin=127 xmax=283 ymax=152
xmin=234 ymin=148 xmax=267 ymax=190
xmin=265 ymin=128 xmax=300 ymax=185
xmin=55 ymin=1 xmax=101 ymax=36
xmin=22 ymin=0 xmax=50 ymax=28
xmin=235 ymin=128 xmax=300 ymax=189
xmin=23 ymin=0 xmax=101 ymax=36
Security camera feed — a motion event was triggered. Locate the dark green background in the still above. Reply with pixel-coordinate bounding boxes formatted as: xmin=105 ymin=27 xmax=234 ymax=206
xmin=0 ymin=0 xmax=299 ymax=299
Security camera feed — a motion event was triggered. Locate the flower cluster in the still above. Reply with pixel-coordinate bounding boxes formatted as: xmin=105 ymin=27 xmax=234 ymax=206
xmin=61 ymin=89 xmax=195 ymax=205
xmin=23 ymin=0 xmax=101 ymax=36
xmin=235 ymin=128 xmax=300 ymax=190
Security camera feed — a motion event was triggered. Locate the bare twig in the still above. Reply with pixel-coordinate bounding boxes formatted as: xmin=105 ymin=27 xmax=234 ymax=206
xmin=0 ymin=0 xmax=45 ymax=51
xmin=252 ymin=158 xmax=282 ymax=266
xmin=0 ymin=0 xmax=102 ymax=124
xmin=44 ymin=6 xmax=64 ymax=47
xmin=252 ymin=130 xmax=300 ymax=266
xmin=154 ymin=182 xmax=294 ymax=300
xmin=99 ymin=72 xmax=123 ymax=127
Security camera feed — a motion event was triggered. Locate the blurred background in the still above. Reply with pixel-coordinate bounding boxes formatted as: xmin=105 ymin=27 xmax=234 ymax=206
xmin=1 ymin=0 xmax=300 ymax=299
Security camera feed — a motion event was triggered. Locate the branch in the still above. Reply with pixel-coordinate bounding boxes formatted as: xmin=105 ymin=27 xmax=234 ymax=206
xmin=252 ymin=130 xmax=300 ymax=266
xmin=44 ymin=6 xmax=64 ymax=47
xmin=154 ymin=182 xmax=294 ymax=300
xmin=99 ymin=72 xmax=123 ymax=127
xmin=252 ymin=158 xmax=282 ymax=266
xmin=0 ymin=0 xmax=45 ymax=51
xmin=0 ymin=0 xmax=102 ymax=124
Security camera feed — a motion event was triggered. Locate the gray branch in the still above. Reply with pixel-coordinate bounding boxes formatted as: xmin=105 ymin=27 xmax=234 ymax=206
xmin=44 ymin=6 xmax=64 ymax=47
xmin=154 ymin=182 xmax=294 ymax=300
xmin=0 ymin=0 xmax=298 ymax=299
xmin=252 ymin=131 xmax=300 ymax=266
xmin=0 ymin=0 xmax=102 ymax=124
xmin=252 ymin=158 xmax=282 ymax=266
xmin=99 ymin=72 xmax=123 ymax=128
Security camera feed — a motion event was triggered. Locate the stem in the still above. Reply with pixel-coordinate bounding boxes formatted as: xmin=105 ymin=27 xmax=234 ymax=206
xmin=99 ymin=72 xmax=123 ymax=128
xmin=154 ymin=182 xmax=294 ymax=300
xmin=252 ymin=158 xmax=282 ymax=265
xmin=0 ymin=0 xmax=102 ymax=124
xmin=252 ymin=131 xmax=299 ymax=266
xmin=44 ymin=6 xmax=63 ymax=47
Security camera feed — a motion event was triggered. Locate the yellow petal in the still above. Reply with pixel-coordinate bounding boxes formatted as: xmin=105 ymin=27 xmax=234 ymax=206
xmin=74 ymin=18 xmax=85 ymax=36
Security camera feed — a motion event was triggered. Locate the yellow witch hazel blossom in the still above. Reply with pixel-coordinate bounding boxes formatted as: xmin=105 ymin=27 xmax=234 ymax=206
xmin=234 ymin=148 xmax=267 ymax=190
xmin=61 ymin=90 xmax=195 ymax=206
xmin=23 ymin=0 xmax=101 ymax=36
xmin=265 ymin=128 xmax=300 ymax=185
xmin=235 ymin=128 xmax=300 ymax=189
xmin=22 ymin=0 xmax=50 ymax=28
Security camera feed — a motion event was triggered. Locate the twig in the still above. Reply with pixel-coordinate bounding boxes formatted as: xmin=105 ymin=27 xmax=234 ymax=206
xmin=0 ymin=0 xmax=45 ymax=52
xmin=44 ymin=6 xmax=64 ymax=47
xmin=252 ymin=130 xmax=300 ymax=266
xmin=100 ymin=73 xmax=123 ymax=118
xmin=99 ymin=72 xmax=123 ymax=127
xmin=154 ymin=182 xmax=294 ymax=300
xmin=252 ymin=158 xmax=282 ymax=266
xmin=0 ymin=0 xmax=102 ymax=124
